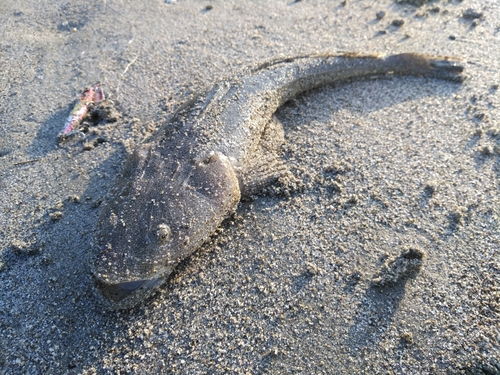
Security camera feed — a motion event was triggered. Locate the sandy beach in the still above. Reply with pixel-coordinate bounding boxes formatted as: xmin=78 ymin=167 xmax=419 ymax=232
xmin=0 ymin=0 xmax=499 ymax=373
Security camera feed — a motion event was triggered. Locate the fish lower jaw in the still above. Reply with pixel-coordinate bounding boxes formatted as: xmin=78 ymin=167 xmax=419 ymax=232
xmin=94 ymin=266 xmax=174 ymax=310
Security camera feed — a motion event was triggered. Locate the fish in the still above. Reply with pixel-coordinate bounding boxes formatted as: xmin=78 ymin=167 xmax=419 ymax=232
xmin=60 ymin=84 xmax=105 ymax=137
xmin=92 ymin=52 xmax=464 ymax=309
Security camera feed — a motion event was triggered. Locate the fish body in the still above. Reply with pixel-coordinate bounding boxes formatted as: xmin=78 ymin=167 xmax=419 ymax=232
xmin=61 ymin=84 xmax=105 ymax=136
xmin=93 ymin=53 xmax=464 ymax=309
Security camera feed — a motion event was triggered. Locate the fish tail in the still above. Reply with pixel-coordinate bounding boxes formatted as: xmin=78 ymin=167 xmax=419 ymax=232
xmin=384 ymin=53 xmax=465 ymax=82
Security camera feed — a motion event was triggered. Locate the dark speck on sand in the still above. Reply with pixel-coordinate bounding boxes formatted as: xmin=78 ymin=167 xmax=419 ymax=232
xmin=0 ymin=0 xmax=499 ymax=374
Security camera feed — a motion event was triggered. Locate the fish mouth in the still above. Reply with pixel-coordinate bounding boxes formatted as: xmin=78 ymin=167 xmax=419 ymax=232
xmin=96 ymin=277 xmax=164 ymax=303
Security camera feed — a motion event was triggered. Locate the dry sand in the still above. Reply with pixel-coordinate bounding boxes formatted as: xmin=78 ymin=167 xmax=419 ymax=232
xmin=0 ymin=0 xmax=499 ymax=374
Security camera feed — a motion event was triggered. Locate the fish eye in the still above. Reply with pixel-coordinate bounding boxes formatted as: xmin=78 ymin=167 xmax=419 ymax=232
xmin=157 ymin=223 xmax=171 ymax=244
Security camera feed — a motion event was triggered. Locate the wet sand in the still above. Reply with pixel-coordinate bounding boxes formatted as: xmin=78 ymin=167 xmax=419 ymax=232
xmin=0 ymin=0 xmax=499 ymax=374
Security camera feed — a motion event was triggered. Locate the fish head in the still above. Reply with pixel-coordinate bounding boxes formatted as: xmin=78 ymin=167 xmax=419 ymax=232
xmin=93 ymin=142 xmax=240 ymax=308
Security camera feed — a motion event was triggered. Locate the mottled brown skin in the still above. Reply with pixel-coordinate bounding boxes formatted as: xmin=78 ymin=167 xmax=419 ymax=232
xmin=93 ymin=53 xmax=464 ymax=309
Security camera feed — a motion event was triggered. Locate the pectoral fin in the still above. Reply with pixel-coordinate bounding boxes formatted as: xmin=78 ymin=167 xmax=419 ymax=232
xmin=239 ymin=116 xmax=293 ymax=197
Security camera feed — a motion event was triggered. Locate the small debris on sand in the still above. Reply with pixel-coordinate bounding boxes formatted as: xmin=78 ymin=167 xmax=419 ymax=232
xmin=371 ymin=247 xmax=426 ymax=287
xmin=395 ymin=0 xmax=432 ymax=6
xmin=462 ymin=8 xmax=483 ymax=20
xmin=391 ymin=19 xmax=405 ymax=27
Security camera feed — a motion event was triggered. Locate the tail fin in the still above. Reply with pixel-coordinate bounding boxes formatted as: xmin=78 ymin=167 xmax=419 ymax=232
xmin=385 ymin=53 xmax=465 ymax=82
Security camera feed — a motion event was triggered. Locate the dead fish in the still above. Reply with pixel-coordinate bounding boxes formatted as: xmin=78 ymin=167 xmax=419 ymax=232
xmin=93 ymin=52 xmax=464 ymax=309
xmin=60 ymin=84 xmax=105 ymax=138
